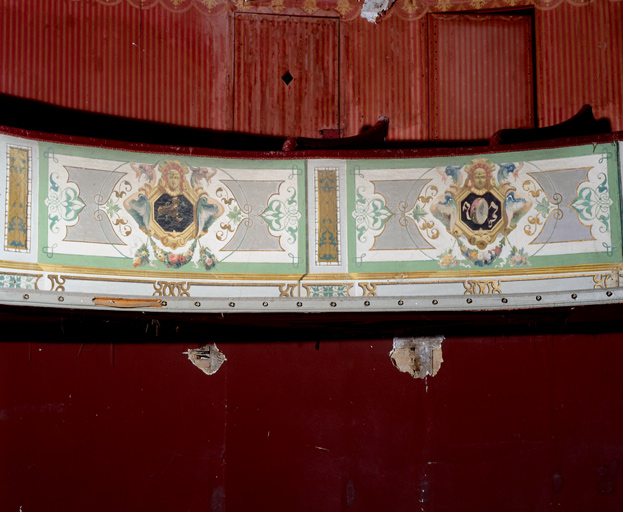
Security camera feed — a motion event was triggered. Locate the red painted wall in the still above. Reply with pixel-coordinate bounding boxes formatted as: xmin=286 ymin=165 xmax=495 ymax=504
xmin=1 ymin=0 xmax=620 ymax=139
xmin=0 ymin=0 xmax=233 ymax=131
xmin=2 ymin=330 xmax=623 ymax=511
xmin=340 ymin=15 xmax=429 ymax=140
xmin=536 ymin=1 xmax=623 ymax=130
xmin=234 ymin=14 xmax=340 ymax=138
xmin=429 ymin=14 xmax=535 ymax=141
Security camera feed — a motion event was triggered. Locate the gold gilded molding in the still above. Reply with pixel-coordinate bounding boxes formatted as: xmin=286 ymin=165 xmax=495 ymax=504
xmin=58 ymin=270 xmax=618 ymax=289
xmin=0 ymin=259 xmax=308 ymax=281
xmin=55 ymin=275 xmax=296 ymax=298
xmin=359 ymin=282 xmax=378 ymax=296
xmin=593 ymin=272 xmax=619 ymax=289
xmin=0 ymin=260 xmax=620 ymax=282
xmin=279 ymin=283 xmax=297 ymax=297
xmin=463 ymin=280 xmax=501 ymax=295
xmin=153 ymin=281 xmax=192 ymax=297
xmin=348 ymin=263 xmax=623 ymax=280
xmin=48 ymin=274 xmax=66 ymax=292
xmin=0 ymin=268 xmax=616 ymax=302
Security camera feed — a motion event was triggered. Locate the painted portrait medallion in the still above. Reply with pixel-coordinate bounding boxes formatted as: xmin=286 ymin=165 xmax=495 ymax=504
xmin=431 ymin=158 xmax=532 ymax=250
xmin=124 ymin=160 xmax=224 ymax=250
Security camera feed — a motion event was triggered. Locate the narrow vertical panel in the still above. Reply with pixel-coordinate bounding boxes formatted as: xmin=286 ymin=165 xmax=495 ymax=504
xmin=234 ymin=14 xmax=339 ymax=138
xmin=5 ymin=146 xmax=32 ymax=252
xmin=341 ymin=16 xmax=428 ymax=140
xmin=430 ymin=14 xmax=534 ymax=141
xmin=536 ymin=1 xmax=623 ymax=131
xmin=316 ymin=168 xmax=340 ymax=265
xmin=307 ymin=159 xmax=348 ymax=276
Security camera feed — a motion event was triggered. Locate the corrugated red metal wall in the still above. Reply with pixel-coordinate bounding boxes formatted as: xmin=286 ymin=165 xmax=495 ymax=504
xmin=1 ymin=0 xmax=621 ymax=138
xmin=139 ymin=8 xmax=233 ymax=129
xmin=0 ymin=1 xmax=232 ymax=130
xmin=0 ymin=0 xmax=139 ymax=116
xmin=340 ymin=16 xmax=428 ymax=140
xmin=429 ymin=14 xmax=535 ymax=141
xmin=537 ymin=0 xmax=623 ymax=131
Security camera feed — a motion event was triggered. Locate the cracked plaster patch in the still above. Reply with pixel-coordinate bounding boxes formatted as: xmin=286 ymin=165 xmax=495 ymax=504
xmin=186 ymin=344 xmax=227 ymax=375
xmin=360 ymin=0 xmax=397 ymax=22
xmin=390 ymin=336 xmax=444 ymax=379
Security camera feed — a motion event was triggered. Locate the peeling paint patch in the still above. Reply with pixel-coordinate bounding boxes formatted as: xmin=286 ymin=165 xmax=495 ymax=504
xmin=185 ymin=344 xmax=226 ymax=375
xmin=360 ymin=0 xmax=397 ymax=23
xmin=390 ymin=336 xmax=444 ymax=379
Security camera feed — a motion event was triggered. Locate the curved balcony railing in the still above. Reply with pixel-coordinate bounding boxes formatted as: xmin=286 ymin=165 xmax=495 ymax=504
xmin=0 ymin=121 xmax=621 ymax=313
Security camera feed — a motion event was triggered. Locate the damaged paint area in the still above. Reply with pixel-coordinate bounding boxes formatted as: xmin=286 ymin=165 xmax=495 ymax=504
xmin=390 ymin=336 xmax=444 ymax=379
xmin=186 ymin=344 xmax=226 ymax=375
xmin=360 ymin=0 xmax=397 ymax=23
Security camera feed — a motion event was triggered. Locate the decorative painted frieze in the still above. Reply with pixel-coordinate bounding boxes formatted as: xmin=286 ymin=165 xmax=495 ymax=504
xmin=348 ymin=149 xmax=618 ymax=273
xmin=0 ymin=131 xmax=621 ymax=312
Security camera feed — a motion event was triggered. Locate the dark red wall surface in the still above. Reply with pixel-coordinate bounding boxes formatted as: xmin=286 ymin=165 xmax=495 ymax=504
xmin=1 ymin=311 xmax=623 ymax=511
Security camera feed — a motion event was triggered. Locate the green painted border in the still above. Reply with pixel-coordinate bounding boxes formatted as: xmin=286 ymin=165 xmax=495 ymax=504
xmin=347 ymin=142 xmax=623 ymax=273
xmin=37 ymin=142 xmax=307 ymax=275
xmin=38 ymin=147 xmax=50 ymax=262
xmin=607 ymin=141 xmax=622 ymax=257
xmin=347 ymin=163 xmax=358 ymax=270
xmin=296 ymin=163 xmax=307 ymax=272
xmin=34 ymin=140 xmax=623 ymax=276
